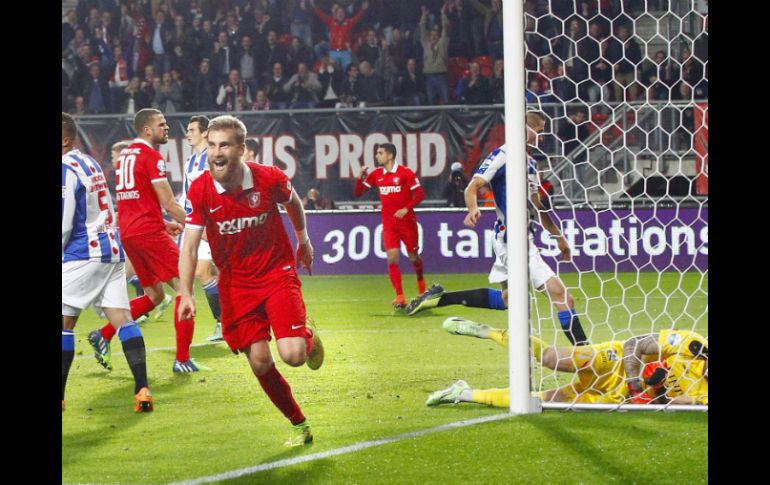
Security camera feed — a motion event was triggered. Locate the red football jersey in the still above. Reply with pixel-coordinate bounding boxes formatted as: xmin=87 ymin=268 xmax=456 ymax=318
xmin=361 ymin=163 xmax=421 ymax=224
xmin=115 ymin=138 xmax=168 ymax=238
xmin=185 ymin=162 xmax=295 ymax=286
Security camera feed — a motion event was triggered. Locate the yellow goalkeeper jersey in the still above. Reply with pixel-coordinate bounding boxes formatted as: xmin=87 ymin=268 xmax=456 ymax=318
xmin=658 ymin=330 xmax=708 ymax=361
xmin=562 ymin=341 xmax=628 ymax=403
xmin=664 ymin=355 xmax=708 ymax=405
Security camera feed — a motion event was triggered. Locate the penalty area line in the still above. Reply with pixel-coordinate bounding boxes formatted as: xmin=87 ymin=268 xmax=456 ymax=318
xmin=166 ymin=413 xmax=512 ymax=485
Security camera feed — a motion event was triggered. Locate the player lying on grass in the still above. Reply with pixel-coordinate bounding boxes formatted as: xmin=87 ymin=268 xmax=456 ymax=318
xmin=406 ymin=111 xmax=589 ymax=345
xmin=425 ymin=317 xmax=707 ymax=407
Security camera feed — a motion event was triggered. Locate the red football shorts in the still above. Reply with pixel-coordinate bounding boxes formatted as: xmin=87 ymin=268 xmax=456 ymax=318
xmin=121 ymin=231 xmax=180 ymax=287
xmin=382 ymin=220 xmax=419 ymax=252
xmin=218 ymin=268 xmax=308 ymax=353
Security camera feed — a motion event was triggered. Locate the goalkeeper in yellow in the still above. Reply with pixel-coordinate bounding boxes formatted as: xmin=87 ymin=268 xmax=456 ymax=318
xmin=623 ymin=329 xmax=708 ymax=405
xmin=426 ymin=318 xmax=707 ymax=407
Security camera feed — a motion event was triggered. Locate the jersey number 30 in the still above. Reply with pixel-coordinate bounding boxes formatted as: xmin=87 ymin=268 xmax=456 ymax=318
xmin=115 ymin=154 xmax=136 ymax=190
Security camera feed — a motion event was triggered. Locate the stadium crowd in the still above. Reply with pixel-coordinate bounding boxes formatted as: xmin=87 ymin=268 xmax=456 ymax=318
xmin=62 ymin=0 xmax=707 ymax=114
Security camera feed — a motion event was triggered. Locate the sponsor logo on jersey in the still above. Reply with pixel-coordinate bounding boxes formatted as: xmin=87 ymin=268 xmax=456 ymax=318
xmin=216 ymin=213 xmax=268 ymax=235
xmin=379 ymin=186 xmax=402 ymax=195
xmin=117 ymin=190 xmax=141 ymax=200
xmin=248 ymin=192 xmax=261 ymax=208
xmin=607 ymin=349 xmax=619 ymax=362
xmin=667 ymin=333 xmax=682 ymax=347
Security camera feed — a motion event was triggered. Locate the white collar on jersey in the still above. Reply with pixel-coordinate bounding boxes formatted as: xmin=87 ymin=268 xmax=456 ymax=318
xmin=382 ymin=161 xmax=399 ymax=174
xmin=133 ymin=137 xmax=154 ymax=149
xmin=213 ymin=162 xmax=254 ymax=194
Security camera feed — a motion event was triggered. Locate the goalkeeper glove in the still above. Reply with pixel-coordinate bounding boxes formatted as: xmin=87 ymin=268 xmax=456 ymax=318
xmin=627 ymin=378 xmax=646 ymax=404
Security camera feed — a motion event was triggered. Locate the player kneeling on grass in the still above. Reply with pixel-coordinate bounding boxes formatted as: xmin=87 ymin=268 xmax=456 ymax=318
xmin=178 ymin=115 xmax=324 ymax=447
xmin=62 ymin=113 xmax=152 ymax=413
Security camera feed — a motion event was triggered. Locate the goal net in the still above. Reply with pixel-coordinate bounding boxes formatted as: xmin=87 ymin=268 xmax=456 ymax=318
xmin=520 ymin=0 xmax=708 ymax=410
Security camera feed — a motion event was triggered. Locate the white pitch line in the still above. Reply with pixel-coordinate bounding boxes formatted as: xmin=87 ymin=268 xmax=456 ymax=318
xmin=166 ymin=413 xmax=512 ymax=485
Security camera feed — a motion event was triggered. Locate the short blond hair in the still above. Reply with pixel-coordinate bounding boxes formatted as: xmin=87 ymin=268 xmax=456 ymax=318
xmin=208 ymin=115 xmax=247 ymax=145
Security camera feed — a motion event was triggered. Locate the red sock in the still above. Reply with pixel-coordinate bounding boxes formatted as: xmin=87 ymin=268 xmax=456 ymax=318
xmin=174 ymin=296 xmax=195 ymax=362
xmin=102 ymin=295 xmax=156 ymax=341
xmin=388 ymin=264 xmax=403 ymax=296
xmin=257 ymin=363 xmax=305 ymax=425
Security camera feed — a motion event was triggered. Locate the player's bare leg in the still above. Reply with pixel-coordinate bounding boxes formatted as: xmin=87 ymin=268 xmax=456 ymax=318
xmin=244 ymin=340 xmax=313 ymax=447
xmin=276 ymin=321 xmax=324 ymax=370
xmin=407 ymin=251 xmax=426 ymax=295
xmin=102 ymin=307 xmax=153 ymax=411
xmin=541 ymin=276 xmax=589 ymax=346
xmin=386 ymin=248 xmax=406 ymax=308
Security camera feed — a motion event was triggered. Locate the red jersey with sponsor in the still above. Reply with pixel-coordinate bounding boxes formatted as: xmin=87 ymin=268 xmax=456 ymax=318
xmin=185 ymin=162 xmax=295 ymax=287
xmin=356 ymin=163 xmax=422 ymax=225
xmin=115 ymin=138 xmax=168 ymax=238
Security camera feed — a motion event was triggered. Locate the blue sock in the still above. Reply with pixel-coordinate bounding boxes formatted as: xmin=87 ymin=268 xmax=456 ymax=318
xmin=487 ymin=289 xmax=506 ymax=310
xmin=118 ymin=322 xmax=148 ymax=393
xmin=62 ymin=329 xmax=75 ymax=400
xmin=202 ymin=280 xmax=222 ymax=322
xmin=557 ymin=308 xmax=589 ymax=346
xmin=128 ymin=275 xmax=144 ymax=296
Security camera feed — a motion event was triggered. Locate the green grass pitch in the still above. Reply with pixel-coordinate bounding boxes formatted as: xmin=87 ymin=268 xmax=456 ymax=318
xmin=62 ymin=272 xmax=707 ymax=484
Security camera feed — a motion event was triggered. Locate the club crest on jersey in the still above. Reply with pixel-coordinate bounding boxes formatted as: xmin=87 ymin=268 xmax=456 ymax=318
xmin=667 ymin=333 xmax=683 ymax=346
xmin=248 ymin=192 xmax=261 ymax=208
xmin=393 ymin=177 xmax=400 ymax=185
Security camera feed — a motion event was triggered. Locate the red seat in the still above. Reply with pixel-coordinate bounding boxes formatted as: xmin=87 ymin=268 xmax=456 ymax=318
xmin=312 ymin=60 xmax=325 ymax=73
xmin=448 ymin=57 xmax=469 ymax=94
xmin=278 ymin=33 xmax=293 ymax=45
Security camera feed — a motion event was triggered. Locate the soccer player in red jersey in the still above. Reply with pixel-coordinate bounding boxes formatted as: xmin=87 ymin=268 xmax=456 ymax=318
xmin=353 ymin=143 xmax=426 ymax=308
xmin=178 ymin=115 xmax=324 ymax=447
xmin=88 ymin=108 xmax=208 ymax=373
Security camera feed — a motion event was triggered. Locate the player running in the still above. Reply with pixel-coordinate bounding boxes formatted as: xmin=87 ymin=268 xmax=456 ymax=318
xmin=88 ymin=108 xmax=208 ymax=373
xmin=406 ymin=111 xmax=589 ymax=346
xmin=179 ymin=115 xmax=224 ymax=342
xmin=178 ymin=115 xmax=324 ymax=447
xmin=62 ymin=112 xmax=152 ymax=412
xmin=353 ymin=143 xmax=426 ymax=308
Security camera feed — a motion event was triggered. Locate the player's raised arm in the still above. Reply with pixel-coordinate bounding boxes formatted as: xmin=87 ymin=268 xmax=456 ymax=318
xmin=622 ymin=333 xmax=661 ymax=401
xmin=353 ymin=165 xmax=371 ymax=197
xmin=152 ymin=179 xmax=187 ymax=225
xmin=530 ymin=192 xmax=571 ymax=261
xmin=463 ymin=176 xmax=486 ymax=227
xmin=284 ymin=188 xmax=314 ymax=275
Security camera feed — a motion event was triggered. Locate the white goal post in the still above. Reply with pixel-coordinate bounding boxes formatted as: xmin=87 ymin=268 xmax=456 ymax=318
xmin=506 ymin=0 xmax=708 ymax=412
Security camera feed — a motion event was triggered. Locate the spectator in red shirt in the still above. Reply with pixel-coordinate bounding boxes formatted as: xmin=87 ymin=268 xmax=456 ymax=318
xmin=310 ymin=0 xmax=369 ymax=71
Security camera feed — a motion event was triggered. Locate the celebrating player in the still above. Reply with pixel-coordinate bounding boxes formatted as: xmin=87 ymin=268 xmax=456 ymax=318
xmin=178 ymin=115 xmax=325 ymax=447
xmin=406 ymin=111 xmax=590 ymax=346
xmin=62 ymin=113 xmax=153 ymax=412
xmin=88 ymin=108 xmax=208 ymax=373
xmin=179 ymin=115 xmax=224 ymax=342
xmin=353 ymin=143 xmax=426 ymax=308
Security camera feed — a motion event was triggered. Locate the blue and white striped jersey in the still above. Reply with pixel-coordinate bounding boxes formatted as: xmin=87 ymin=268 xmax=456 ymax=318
xmin=62 ymin=149 xmax=124 ymax=263
xmin=179 ymin=147 xmax=209 ymax=205
xmin=473 ymin=144 xmax=540 ymax=242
